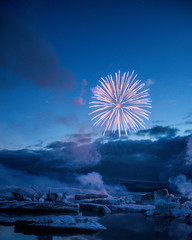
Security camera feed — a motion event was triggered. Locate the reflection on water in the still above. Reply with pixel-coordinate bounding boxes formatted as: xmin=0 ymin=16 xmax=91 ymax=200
xmin=0 ymin=225 xmax=35 ymax=240
xmin=168 ymin=223 xmax=192 ymax=240
xmin=1 ymin=213 xmax=192 ymax=240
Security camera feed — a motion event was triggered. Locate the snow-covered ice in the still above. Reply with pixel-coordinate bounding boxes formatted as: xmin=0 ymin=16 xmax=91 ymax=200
xmin=0 ymin=201 xmax=79 ymax=213
xmin=0 ymin=215 xmax=106 ymax=231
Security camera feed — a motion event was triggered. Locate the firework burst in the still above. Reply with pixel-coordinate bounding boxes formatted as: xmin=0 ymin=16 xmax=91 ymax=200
xmin=89 ymin=71 xmax=151 ymax=137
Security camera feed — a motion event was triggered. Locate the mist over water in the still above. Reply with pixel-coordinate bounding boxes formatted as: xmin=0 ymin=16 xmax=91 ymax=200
xmin=169 ymin=136 xmax=192 ymax=199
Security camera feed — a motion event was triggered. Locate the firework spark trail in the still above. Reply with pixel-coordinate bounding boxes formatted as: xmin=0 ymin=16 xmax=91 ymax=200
xmin=89 ymin=71 xmax=151 ymax=137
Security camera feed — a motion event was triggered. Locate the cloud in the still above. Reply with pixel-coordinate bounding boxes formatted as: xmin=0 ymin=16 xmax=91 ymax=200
xmin=81 ymin=79 xmax=87 ymax=86
xmin=73 ymin=97 xmax=85 ymax=106
xmin=0 ymin=164 xmax=65 ymax=189
xmin=96 ymin=135 xmax=187 ymax=182
xmin=77 ymin=172 xmax=108 ymax=195
xmin=0 ymin=12 xmax=76 ymax=91
xmin=102 ymin=130 xmax=129 ymax=140
xmin=169 ymin=175 xmax=192 ymax=199
xmin=0 ymin=149 xmax=73 ymax=185
xmin=91 ymin=87 xmax=97 ymax=95
xmin=0 ymin=127 xmax=190 ymax=189
xmin=77 ymin=171 xmax=127 ymax=196
xmin=145 ymin=78 xmax=155 ymax=86
xmin=0 ymin=131 xmax=103 ymax=192
xmin=186 ymin=136 xmax=192 ymax=165
xmin=46 ymin=141 xmax=76 ymax=149
xmin=65 ymin=132 xmax=95 ymax=144
xmin=45 ymin=132 xmax=101 ymax=169
xmin=73 ymin=79 xmax=87 ymax=105
xmin=185 ymin=130 xmax=192 ymax=135
xmin=168 ymin=136 xmax=192 ymax=199
xmin=136 ymin=125 xmax=179 ymax=139
xmin=0 ymin=137 xmax=101 ymax=189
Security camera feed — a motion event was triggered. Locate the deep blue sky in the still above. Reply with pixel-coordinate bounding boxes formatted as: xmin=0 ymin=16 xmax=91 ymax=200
xmin=0 ymin=0 xmax=192 ymax=150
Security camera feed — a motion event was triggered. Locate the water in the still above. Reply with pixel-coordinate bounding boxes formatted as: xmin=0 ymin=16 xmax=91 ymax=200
xmin=1 ymin=213 xmax=192 ymax=240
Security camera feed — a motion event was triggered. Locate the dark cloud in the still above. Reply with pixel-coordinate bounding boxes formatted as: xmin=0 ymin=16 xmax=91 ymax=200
xmin=0 ymin=149 xmax=64 ymax=181
xmin=136 ymin=125 xmax=179 ymax=138
xmin=95 ymin=136 xmax=187 ymax=182
xmin=101 ymin=130 xmax=129 ymax=141
xmin=185 ymin=130 xmax=192 ymax=135
xmin=0 ymin=138 xmax=100 ymax=187
xmin=46 ymin=143 xmax=101 ymax=170
xmin=0 ymin=129 xmax=191 ymax=188
xmin=46 ymin=141 xmax=76 ymax=150
xmin=0 ymin=12 xmax=76 ymax=91
xmin=186 ymin=136 xmax=192 ymax=165
xmin=0 ymin=164 xmax=66 ymax=189
xmin=45 ymin=132 xmax=101 ymax=169
xmin=73 ymin=97 xmax=85 ymax=106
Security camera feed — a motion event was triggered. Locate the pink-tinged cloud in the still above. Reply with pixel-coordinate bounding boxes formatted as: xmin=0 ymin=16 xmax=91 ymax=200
xmin=81 ymin=79 xmax=87 ymax=86
xmin=78 ymin=120 xmax=86 ymax=135
xmin=91 ymin=87 xmax=98 ymax=95
xmin=145 ymin=78 xmax=155 ymax=86
xmin=73 ymin=96 xmax=85 ymax=106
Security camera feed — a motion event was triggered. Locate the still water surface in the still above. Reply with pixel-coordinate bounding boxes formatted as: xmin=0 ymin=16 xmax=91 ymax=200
xmin=0 ymin=213 xmax=192 ymax=240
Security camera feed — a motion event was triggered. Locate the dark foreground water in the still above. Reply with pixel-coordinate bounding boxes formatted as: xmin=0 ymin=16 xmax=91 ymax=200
xmin=1 ymin=213 xmax=192 ymax=240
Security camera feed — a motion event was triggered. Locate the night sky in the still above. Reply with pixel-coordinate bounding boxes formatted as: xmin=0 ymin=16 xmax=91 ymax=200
xmin=0 ymin=0 xmax=192 ymax=188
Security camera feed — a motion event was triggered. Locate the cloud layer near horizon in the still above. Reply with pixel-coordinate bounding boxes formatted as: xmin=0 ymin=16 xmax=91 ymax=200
xmin=0 ymin=125 xmax=191 ymax=189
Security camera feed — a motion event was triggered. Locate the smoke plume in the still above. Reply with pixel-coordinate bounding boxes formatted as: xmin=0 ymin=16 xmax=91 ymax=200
xmin=169 ymin=136 xmax=192 ymax=198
